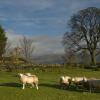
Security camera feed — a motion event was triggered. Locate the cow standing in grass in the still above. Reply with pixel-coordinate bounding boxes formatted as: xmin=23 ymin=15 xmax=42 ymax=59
xmin=85 ymin=78 xmax=100 ymax=93
xmin=18 ymin=73 xmax=38 ymax=90
xmin=71 ymin=77 xmax=88 ymax=90
xmin=59 ymin=76 xmax=71 ymax=89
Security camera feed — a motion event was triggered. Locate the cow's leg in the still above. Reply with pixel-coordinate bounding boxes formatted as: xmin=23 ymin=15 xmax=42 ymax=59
xmin=30 ymin=83 xmax=34 ymax=88
xmin=22 ymin=83 xmax=25 ymax=89
xmin=35 ymin=83 xmax=38 ymax=90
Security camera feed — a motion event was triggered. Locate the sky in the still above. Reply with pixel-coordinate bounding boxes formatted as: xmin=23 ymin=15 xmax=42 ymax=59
xmin=0 ymin=0 xmax=100 ymax=55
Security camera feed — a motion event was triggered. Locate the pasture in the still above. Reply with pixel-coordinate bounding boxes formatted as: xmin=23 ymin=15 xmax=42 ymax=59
xmin=0 ymin=67 xmax=100 ymax=100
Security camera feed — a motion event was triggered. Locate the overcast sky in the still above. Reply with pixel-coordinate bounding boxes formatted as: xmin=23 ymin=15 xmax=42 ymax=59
xmin=0 ymin=0 xmax=100 ymax=55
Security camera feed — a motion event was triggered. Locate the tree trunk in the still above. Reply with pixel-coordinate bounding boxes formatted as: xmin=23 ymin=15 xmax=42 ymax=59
xmin=90 ymin=50 xmax=96 ymax=65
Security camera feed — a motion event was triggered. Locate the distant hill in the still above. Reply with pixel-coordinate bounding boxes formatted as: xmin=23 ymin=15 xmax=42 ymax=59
xmin=32 ymin=53 xmax=64 ymax=64
xmin=32 ymin=53 xmax=100 ymax=64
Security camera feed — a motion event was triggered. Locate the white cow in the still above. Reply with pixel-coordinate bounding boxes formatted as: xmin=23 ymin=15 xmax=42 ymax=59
xmin=25 ymin=73 xmax=36 ymax=77
xmin=18 ymin=73 xmax=38 ymax=90
xmin=72 ymin=77 xmax=87 ymax=88
xmin=59 ymin=76 xmax=71 ymax=89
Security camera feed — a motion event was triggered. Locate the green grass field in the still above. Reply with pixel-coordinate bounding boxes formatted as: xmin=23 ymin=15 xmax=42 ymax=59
xmin=0 ymin=68 xmax=100 ymax=100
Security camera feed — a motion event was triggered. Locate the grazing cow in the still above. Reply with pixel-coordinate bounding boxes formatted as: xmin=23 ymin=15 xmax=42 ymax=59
xmin=86 ymin=78 xmax=100 ymax=93
xmin=59 ymin=76 xmax=71 ymax=89
xmin=72 ymin=77 xmax=87 ymax=89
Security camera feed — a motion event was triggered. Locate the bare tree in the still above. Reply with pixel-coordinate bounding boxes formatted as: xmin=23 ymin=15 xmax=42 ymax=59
xmin=63 ymin=49 xmax=77 ymax=65
xmin=19 ymin=36 xmax=35 ymax=61
xmin=63 ymin=7 xmax=100 ymax=65
xmin=80 ymin=49 xmax=90 ymax=65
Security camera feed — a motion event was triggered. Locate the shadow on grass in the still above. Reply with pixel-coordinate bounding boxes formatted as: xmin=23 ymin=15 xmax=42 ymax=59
xmin=0 ymin=82 xmax=22 ymax=88
xmin=0 ymin=82 xmax=100 ymax=93
xmin=39 ymin=83 xmax=100 ymax=93
xmin=39 ymin=83 xmax=59 ymax=89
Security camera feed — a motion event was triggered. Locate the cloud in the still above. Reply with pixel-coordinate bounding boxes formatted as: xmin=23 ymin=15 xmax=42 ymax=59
xmin=6 ymin=30 xmax=64 ymax=55
xmin=1 ymin=0 xmax=100 ymax=56
xmin=0 ymin=0 xmax=54 ymax=11
xmin=33 ymin=36 xmax=64 ymax=55
xmin=0 ymin=0 xmax=99 ymax=34
xmin=6 ymin=30 xmax=22 ymax=40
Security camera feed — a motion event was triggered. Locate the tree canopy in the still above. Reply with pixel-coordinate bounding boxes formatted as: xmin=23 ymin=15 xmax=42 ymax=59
xmin=63 ymin=7 xmax=100 ymax=65
xmin=0 ymin=25 xmax=7 ymax=58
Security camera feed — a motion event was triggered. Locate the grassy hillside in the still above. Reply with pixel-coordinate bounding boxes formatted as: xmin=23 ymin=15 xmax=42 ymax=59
xmin=0 ymin=68 xmax=100 ymax=100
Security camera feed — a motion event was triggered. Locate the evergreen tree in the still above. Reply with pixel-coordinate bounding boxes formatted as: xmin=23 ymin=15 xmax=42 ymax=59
xmin=0 ymin=25 xmax=7 ymax=58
